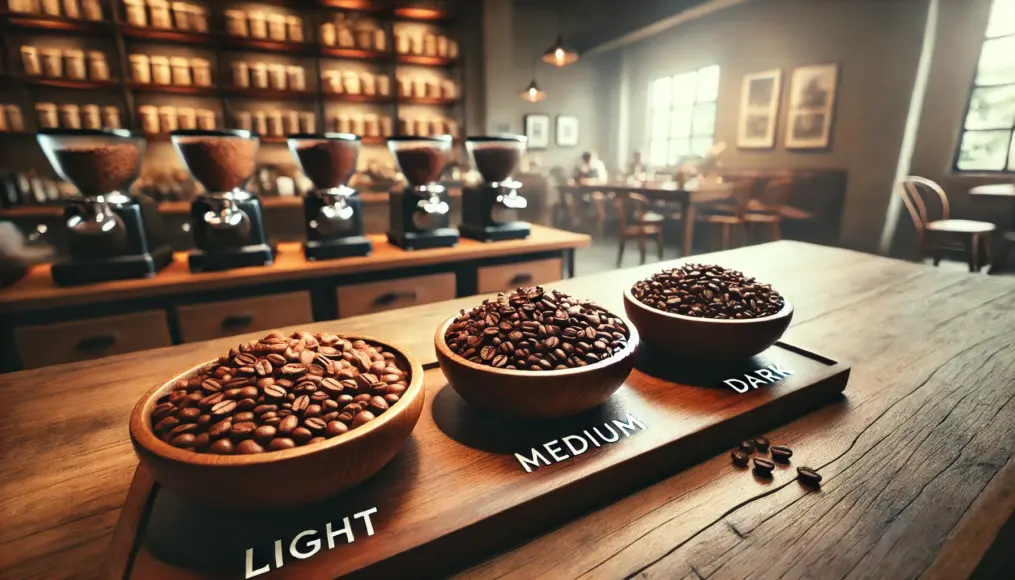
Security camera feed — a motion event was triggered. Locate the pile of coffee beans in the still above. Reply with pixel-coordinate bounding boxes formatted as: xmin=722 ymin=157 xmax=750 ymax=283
xmin=445 ymin=286 xmax=630 ymax=370
xmin=631 ymin=264 xmax=785 ymax=319
xmin=730 ymin=436 xmax=819 ymax=488
xmin=150 ymin=331 xmax=409 ymax=455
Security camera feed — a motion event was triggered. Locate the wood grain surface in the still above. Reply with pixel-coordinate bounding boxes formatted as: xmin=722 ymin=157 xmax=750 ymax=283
xmin=0 ymin=225 xmax=589 ymax=313
xmin=0 ymin=241 xmax=1013 ymax=579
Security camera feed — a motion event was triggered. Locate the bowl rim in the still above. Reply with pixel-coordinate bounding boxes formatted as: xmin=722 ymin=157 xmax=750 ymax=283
xmin=129 ymin=334 xmax=424 ymax=467
xmin=434 ymin=311 xmax=640 ymax=378
xmin=623 ymin=285 xmax=793 ymax=324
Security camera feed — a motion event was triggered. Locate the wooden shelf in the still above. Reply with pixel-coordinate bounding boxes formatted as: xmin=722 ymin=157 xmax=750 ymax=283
xmin=322 ymin=92 xmax=394 ymax=103
xmin=3 ymin=12 xmax=112 ymax=35
xmin=362 ymin=135 xmax=387 ymax=145
xmin=221 ymin=36 xmax=316 ymax=55
xmin=320 ymin=46 xmax=390 ymax=61
xmin=223 ymin=87 xmax=317 ymax=100
xmin=400 ymin=96 xmax=458 ymax=106
xmin=118 ymin=24 xmax=213 ymax=44
xmin=129 ymin=82 xmax=217 ymax=96
xmin=396 ymin=54 xmax=456 ymax=67
xmin=22 ymin=77 xmax=121 ymax=90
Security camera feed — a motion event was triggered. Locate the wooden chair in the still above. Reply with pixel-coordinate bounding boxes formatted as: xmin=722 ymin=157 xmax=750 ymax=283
xmin=898 ymin=176 xmax=995 ymax=272
xmin=614 ymin=192 xmax=664 ymax=267
xmin=697 ymin=180 xmax=753 ymax=250
xmin=742 ymin=177 xmax=792 ymax=242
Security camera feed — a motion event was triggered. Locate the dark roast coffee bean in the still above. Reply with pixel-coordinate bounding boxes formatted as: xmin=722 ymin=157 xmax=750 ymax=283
xmin=278 ymin=414 xmax=299 ymax=435
xmin=753 ymin=457 xmax=775 ymax=476
xmin=797 ymin=466 xmax=822 ymax=487
xmin=233 ymin=411 xmax=255 ymax=423
xmin=208 ymin=419 xmax=231 ymax=439
xmin=631 ymin=264 xmax=785 ymax=319
xmin=753 ymin=436 xmax=770 ymax=451
xmin=304 ymin=417 xmax=326 ymax=432
xmin=731 ymin=449 xmax=749 ymax=467
xmin=171 ymin=433 xmax=196 ymax=448
xmin=211 ymin=400 xmax=237 ymax=418
xmin=739 ymin=440 xmax=756 ymax=454
xmin=230 ymin=422 xmax=256 ymax=440
xmin=771 ymin=445 xmax=793 ymax=463
xmin=293 ymin=395 xmax=311 ymax=413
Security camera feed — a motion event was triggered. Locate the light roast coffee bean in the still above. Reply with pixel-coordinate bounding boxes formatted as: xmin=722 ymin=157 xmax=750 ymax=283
xmin=151 ymin=331 xmax=409 ymax=455
xmin=631 ymin=264 xmax=785 ymax=319
xmin=445 ymin=286 xmax=630 ymax=371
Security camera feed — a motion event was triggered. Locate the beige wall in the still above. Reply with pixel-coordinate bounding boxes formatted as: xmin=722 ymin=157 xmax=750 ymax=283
xmin=614 ymin=0 xmax=929 ymax=252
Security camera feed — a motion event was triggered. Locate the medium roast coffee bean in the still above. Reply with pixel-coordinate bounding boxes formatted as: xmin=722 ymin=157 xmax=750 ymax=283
xmin=631 ymin=264 xmax=785 ymax=319
xmin=445 ymin=286 xmax=630 ymax=371
xmin=739 ymin=440 xmax=756 ymax=454
xmin=731 ymin=449 xmax=749 ymax=467
xmin=149 ymin=332 xmax=408 ymax=455
xmin=753 ymin=457 xmax=775 ymax=476
xmin=753 ymin=436 xmax=770 ymax=451
xmin=771 ymin=445 xmax=793 ymax=463
xmin=797 ymin=466 xmax=822 ymax=487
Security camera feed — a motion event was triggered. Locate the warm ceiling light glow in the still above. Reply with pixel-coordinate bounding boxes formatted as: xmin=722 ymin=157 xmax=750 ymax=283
xmin=394 ymin=7 xmax=448 ymax=20
xmin=542 ymin=36 xmax=579 ymax=67
xmin=520 ymin=80 xmax=547 ymax=102
xmin=320 ymin=0 xmax=375 ymax=9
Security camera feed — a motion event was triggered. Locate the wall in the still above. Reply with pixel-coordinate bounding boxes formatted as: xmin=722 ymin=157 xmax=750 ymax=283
xmin=482 ymin=0 xmax=612 ymax=177
xmin=617 ymin=0 xmax=929 ymax=252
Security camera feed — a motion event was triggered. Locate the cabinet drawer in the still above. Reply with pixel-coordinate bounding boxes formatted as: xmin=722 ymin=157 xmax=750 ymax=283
xmin=477 ymin=258 xmax=563 ymax=294
xmin=337 ymin=273 xmax=456 ymax=318
xmin=176 ymin=291 xmax=314 ymax=343
xmin=15 ymin=310 xmax=172 ymax=369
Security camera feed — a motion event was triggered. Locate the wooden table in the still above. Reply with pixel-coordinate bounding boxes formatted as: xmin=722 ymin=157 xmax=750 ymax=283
xmin=1 ymin=241 xmax=1014 ymax=579
xmin=970 ymin=183 xmax=1015 ymax=274
xmin=558 ymin=181 xmax=734 ymax=256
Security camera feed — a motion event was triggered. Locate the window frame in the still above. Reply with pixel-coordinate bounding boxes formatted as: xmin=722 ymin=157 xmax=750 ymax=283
xmin=646 ymin=65 xmax=720 ymax=168
xmin=952 ymin=1 xmax=1015 ymax=174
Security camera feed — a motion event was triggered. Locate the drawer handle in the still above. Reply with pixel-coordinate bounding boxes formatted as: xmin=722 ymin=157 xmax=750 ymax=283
xmin=509 ymin=273 xmax=533 ymax=286
xmin=75 ymin=333 xmax=118 ymax=352
xmin=373 ymin=290 xmax=417 ymax=306
xmin=222 ymin=314 xmax=255 ymax=331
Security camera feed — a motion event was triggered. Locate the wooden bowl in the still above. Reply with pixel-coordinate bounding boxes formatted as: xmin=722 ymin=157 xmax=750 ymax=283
xmin=128 ymin=335 xmax=425 ymax=510
xmin=623 ymin=287 xmax=793 ymax=361
xmin=434 ymin=315 xmax=639 ymax=419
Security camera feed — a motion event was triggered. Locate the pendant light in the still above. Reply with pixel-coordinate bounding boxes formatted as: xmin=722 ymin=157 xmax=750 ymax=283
xmin=542 ymin=0 xmax=579 ymax=67
xmin=520 ymin=50 xmax=547 ymax=102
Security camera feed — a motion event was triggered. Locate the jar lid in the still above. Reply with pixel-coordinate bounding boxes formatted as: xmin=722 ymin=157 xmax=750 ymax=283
xmin=224 ymin=9 xmax=244 ymax=16
xmin=268 ymin=63 xmax=285 ymax=70
xmin=267 ymin=13 xmax=285 ymax=22
xmin=139 ymin=105 xmax=157 ymax=112
xmin=170 ymin=56 xmax=189 ymax=65
xmin=158 ymin=106 xmax=177 ymax=113
xmin=150 ymin=55 xmax=169 ymax=63
xmin=87 ymin=50 xmax=106 ymax=59
xmin=190 ymin=57 xmax=210 ymax=66
xmin=286 ymin=15 xmax=301 ymax=22
xmin=63 ymin=49 xmax=84 ymax=57
xmin=36 ymin=102 xmax=57 ymax=110
xmin=58 ymin=104 xmax=80 ymax=110
xmin=176 ymin=107 xmax=195 ymax=114
xmin=129 ymin=53 xmax=149 ymax=61
xmin=248 ymin=10 xmax=265 ymax=18
xmin=40 ymin=48 xmax=63 ymax=56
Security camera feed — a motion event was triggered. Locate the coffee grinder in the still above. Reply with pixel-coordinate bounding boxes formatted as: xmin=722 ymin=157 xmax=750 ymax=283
xmin=386 ymin=136 xmax=459 ymax=250
xmin=37 ymin=128 xmax=173 ymax=286
xmin=288 ymin=133 xmax=371 ymax=260
xmin=170 ymin=129 xmax=273 ymax=271
xmin=460 ymin=134 xmax=530 ymax=241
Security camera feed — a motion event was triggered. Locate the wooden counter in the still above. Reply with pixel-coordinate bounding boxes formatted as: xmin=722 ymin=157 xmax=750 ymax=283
xmin=0 ymin=241 xmax=1013 ymax=578
xmin=0 ymin=225 xmax=588 ymax=371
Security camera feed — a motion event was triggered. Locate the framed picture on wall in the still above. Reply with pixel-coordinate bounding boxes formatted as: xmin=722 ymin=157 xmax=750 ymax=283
xmin=524 ymin=114 xmax=550 ymax=149
xmin=556 ymin=115 xmax=579 ymax=147
xmin=785 ymin=63 xmax=839 ymax=149
xmin=737 ymin=69 xmax=782 ymax=149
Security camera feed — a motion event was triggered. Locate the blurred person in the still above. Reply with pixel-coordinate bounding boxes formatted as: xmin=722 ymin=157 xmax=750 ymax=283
xmin=572 ymin=151 xmax=607 ymax=185
xmin=625 ymin=150 xmax=647 ymax=180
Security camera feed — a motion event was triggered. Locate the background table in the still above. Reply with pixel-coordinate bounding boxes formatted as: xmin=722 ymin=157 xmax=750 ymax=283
xmin=0 ymin=241 xmax=1013 ymax=578
xmin=970 ymin=182 xmax=1015 ymax=274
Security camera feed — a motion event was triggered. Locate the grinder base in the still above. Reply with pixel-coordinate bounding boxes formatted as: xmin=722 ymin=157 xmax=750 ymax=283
xmin=188 ymin=244 xmax=274 ymax=272
xmin=304 ymin=236 xmax=373 ymax=260
xmin=459 ymin=222 xmax=531 ymax=242
xmin=51 ymin=244 xmax=174 ymax=286
xmin=386 ymin=228 xmax=459 ymax=251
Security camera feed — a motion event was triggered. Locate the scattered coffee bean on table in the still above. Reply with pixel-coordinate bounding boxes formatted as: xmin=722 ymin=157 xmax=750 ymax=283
xmin=445 ymin=286 xmax=631 ymax=370
xmin=771 ymin=445 xmax=793 ymax=463
xmin=753 ymin=436 xmax=770 ymax=451
xmin=739 ymin=440 xmax=756 ymax=454
xmin=630 ymin=264 xmax=785 ymax=319
xmin=731 ymin=449 xmax=750 ymax=467
xmin=797 ymin=466 xmax=822 ymax=487
xmin=753 ymin=457 xmax=775 ymax=476
xmin=150 ymin=331 xmax=409 ymax=455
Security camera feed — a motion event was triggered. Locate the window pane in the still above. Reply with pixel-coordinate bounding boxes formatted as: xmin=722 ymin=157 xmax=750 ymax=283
xmin=957 ymin=129 xmax=1012 ymax=170
xmin=691 ymin=103 xmax=717 ymax=136
xmin=668 ymin=139 xmax=691 ymax=165
xmin=690 ymin=136 xmax=713 ymax=156
xmin=650 ymin=110 xmax=670 ymax=140
xmin=696 ymin=65 xmax=720 ymax=103
xmin=976 ymin=36 xmax=1015 ymax=86
xmin=670 ymin=106 xmax=693 ymax=138
xmin=986 ymin=0 xmax=1015 ymax=38
xmin=672 ymin=71 xmax=697 ymax=106
xmin=966 ymin=84 xmax=1015 ymax=129
xmin=1009 ymin=130 xmax=1015 ymax=170
xmin=649 ymin=141 xmax=667 ymax=167
xmin=651 ymin=77 xmax=672 ymax=110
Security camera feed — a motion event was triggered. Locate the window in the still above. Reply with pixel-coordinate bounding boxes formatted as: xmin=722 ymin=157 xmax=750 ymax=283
xmin=648 ymin=65 xmax=720 ymax=168
xmin=955 ymin=0 xmax=1015 ymax=172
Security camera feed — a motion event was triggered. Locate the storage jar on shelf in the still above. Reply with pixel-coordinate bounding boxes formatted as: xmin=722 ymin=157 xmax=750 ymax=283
xmin=81 ymin=104 xmax=101 ymax=130
xmin=59 ymin=104 xmax=81 ymax=129
xmin=231 ymin=60 xmax=249 ymax=88
xmin=21 ymin=46 xmax=41 ymax=76
xmin=159 ymin=106 xmax=178 ymax=133
xmin=172 ymin=2 xmax=190 ymax=30
xmin=287 ymin=66 xmax=306 ymax=92
xmin=267 ymin=13 xmax=286 ymax=42
xmin=225 ymin=9 xmax=247 ymax=37
xmin=251 ymin=62 xmax=268 ymax=89
xmin=36 ymin=103 xmax=59 ymax=129
xmin=150 ymin=55 xmax=171 ymax=85
xmin=287 ymin=16 xmax=304 ymax=42
xmin=124 ymin=0 xmax=146 ymax=26
xmin=248 ymin=11 xmax=268 ymax=39
xmin=148 ymin=0 xmax=172 ymax=29
xmin=81 ymin=0 xmax=102 ymax=20
xmin=41 ymin=48 xmax=63 ymax=78
xmin=87 ymin=51 xmax=109 ymax=81
xmin=197 ymin=109 xmax=215 ymax=130
xmin=177 ymin=107 xmax=196 ymax=130
xmin=64 ymin=49 xmax=86 ymax=80
xmin=102 ymin=106 xmax=120 ymax=129
xmin=130 ymin=54 xmax=151 ymax=83
xmin=268 ymin=64 xmax=287 ymax=91
xmin=62 ymin=0 xmax=80 ymax=19
xmin=139 ymin=105 xmax=159 ymax=133
xmin=170 ymin=57 xmax=191 ymax=86
xmin=191 ymin=58 xmax=212 ymax=87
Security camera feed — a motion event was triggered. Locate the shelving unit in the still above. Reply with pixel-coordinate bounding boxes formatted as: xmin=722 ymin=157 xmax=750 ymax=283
xmin=1 ymin=0 xmax=464 ymax=148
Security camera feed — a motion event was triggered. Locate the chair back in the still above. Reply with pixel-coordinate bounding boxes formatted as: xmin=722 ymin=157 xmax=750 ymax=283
xmin=898 ymin=177 xmax=950 ymax=230
xmin=755 ymin=177 xmax=793 ymax=214
xmin=613 ymin=192 xmax=649 ymax=230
